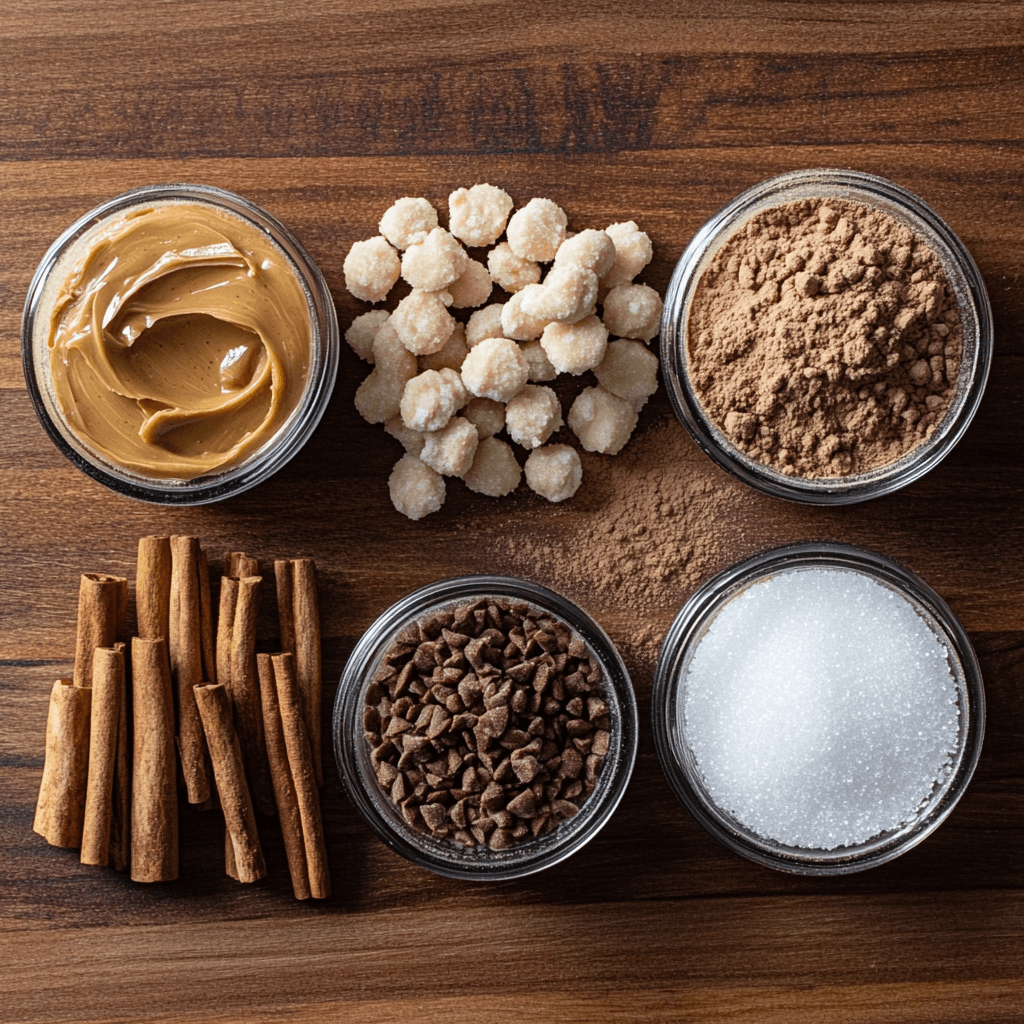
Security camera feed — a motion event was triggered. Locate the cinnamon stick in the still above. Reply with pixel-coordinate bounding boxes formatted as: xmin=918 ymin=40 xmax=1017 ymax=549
xmin=81 ymin=647 xmax=124 ymax=866
xmin=272 ymin=652 xmax=330 ymax=899
xmin=198 ymin=549 xmax=216 ymax=686
xmin=33 ymin=679 xmax=91 ymax=847
xmin=170 ymin=536 xmax=210 ymax=805
xmin=274 ymin=559 xmax=297 ymax=656
xmin=292 ymin=560 xmax=323 ymax=787
xmin=110 ymin=641 xmax=131 ymax=872
xmin=73 ymin=574 xmax=125 ymax=689
xmin=115 ymin=577 xmax=128 ymax=643
xmin=275 ymin=558 xmax=323 ymax=786
xmin=229 ymin=576 xmax=275 ymax=816
xmin=194 ymin=683 xmax=266 ymax=883
xmin=131 ymin=637 xmax=178 ymax=883
xmin=216 ymin=576 xmax=239 ymax=696
xmin=258 ymin=654 xmax=310 ymax=900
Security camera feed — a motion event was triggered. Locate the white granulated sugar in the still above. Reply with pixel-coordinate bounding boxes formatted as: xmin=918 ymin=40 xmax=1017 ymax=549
xmin=682 ymin=568 xmax=960 ymax=850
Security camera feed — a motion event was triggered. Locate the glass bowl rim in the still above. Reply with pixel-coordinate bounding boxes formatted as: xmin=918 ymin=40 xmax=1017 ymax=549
xmin=651 ymin=541 xmax=985 ymax=875
xmin=21 ymin=181 xmax=339 ymax=505
xmin=658 ymin=168 xmax=994 ymax=505
xmin=333 ymin=573 xmax=639 ymax=881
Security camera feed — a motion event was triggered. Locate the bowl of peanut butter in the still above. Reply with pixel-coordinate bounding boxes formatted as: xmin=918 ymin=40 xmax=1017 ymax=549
xmin=23 ymin=184 xmax=338 ymax=503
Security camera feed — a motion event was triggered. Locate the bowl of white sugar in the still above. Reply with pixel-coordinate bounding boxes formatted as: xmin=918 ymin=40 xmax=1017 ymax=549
xmin=652 ymin=542 xmax=984 ymax=874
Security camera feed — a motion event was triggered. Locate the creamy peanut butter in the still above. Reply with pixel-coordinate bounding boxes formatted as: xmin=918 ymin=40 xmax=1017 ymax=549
xmin=44 ymin=202 xmax=311 ymax=479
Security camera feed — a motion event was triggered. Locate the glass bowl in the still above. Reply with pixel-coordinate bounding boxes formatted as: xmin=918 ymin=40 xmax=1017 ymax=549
xmin=651 ymin=542 xmax=985 ymax=875
xmin=659 ymin=169 xmax=993 ymax=504
xmin=22 ymin=183 xmax=339 ymax=505
xmin=333 ymin=574 xmax=638 ymax=881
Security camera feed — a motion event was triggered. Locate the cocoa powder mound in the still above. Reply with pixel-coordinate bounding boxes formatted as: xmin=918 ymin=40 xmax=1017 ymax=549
xmin=688 ymin=198 xmax=964 ymax=477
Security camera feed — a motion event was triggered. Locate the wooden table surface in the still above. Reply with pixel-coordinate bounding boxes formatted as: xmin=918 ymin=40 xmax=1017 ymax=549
xmin=2 ymin=2 xmax=1022 ymax=1021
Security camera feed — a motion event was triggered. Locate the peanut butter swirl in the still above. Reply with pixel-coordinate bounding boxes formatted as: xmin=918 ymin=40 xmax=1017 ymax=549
xmin=46 ymin=202 xmax=311 ymax=479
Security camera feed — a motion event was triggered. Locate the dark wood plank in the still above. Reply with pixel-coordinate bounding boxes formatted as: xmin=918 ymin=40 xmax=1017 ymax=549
xmin=2 ymin=3 xmax=1023 ymax=160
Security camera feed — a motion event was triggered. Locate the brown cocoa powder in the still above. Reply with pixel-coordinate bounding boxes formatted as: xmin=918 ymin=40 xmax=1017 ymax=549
xmin=498 ymin=415 xmax=744 ymax=612
xmin=688 ymin=198 xmax=964 ymax=477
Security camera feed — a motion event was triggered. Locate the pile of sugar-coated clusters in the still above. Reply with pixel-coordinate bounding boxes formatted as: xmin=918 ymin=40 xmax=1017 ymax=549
xmin=343 ymin=185 xmax=663 ymax=519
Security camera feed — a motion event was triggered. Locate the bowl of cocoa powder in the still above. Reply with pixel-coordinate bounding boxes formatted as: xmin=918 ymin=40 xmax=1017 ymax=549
xmin=333 ymin=575 xmax=638 ymax=879
xmin=660 ymin=169 xmax=992 ymax=503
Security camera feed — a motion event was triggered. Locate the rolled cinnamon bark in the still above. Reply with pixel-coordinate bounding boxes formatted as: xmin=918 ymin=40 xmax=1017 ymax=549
xmin=115 ymin=577 xmax=128 ymax=643
xmin=110 ymin=641 xmax=131 ymax=872
xmin=274 ymin=559 xmax=297 ymax=656
xmin=291 ymin=560 xmax=323 ymax=788
xmin=73 ymin=574 xmax=125 ymax=690
xmin=81 ymin=647 xmax=124 ymax=866
xmin=229 ymin=576 xmax=275 ymax=816
xmin=258 ymin=654 xmax=310 ymax=900
xmin=170 ymin=536 xmax=210 ymax=805
xmin=198 ymin=549 xmax=216 ymax=686
xmin=216 ymin=576 xmax=239 ymax=697
xmin=272 ymin=653 xmax=330 ymax=899
xmin=275 ymin=558 xmax=323 ymax=787
xmin=194 ymin=683 xmax=266 ymax=884
xmin=227 ymin=552 xmax=259 ymax=579
xmin=131 ymin=637 xmax=178 ymax=882
xmin=33 ymin=679 xmax=91 ymax=848
xmin=136 ymin=538 xmax=171 ymax=641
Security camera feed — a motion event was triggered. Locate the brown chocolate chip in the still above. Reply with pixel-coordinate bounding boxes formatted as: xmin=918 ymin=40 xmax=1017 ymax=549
xmin=551 ymin=799 xmax=579 ymax=820
xmin=442 ymin=627 xmax=471 ymax=649
xmin=507 ymin=789 xmax=537 ymax=818
xmin=420 ymin=802 xmax=448 ymax=833
xmin=489 ymin=827 xmax=514 ymax=850
xmin=450 ymin=799 xmax=469 ymax=829
xmin=480 ymin=781 xmax=505 ymax=813
xmin=426 ymin=706 xmax=451 ymax=739
xmin=478 ymin=706 xmax=508 ymax=738
xmin=562 ymin=779 xmax=583 ymax=800
xmin=384 ymin=715 xmax=412 ymax=738
xmin=558 ymin=748 xmax=583 ymax=779
xmin=511 ymin=755 xmax=540 ymax=784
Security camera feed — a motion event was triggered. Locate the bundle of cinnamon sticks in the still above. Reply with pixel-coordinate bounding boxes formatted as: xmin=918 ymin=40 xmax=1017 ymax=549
xmin=32 ymin=538 xmax=330 ymax=901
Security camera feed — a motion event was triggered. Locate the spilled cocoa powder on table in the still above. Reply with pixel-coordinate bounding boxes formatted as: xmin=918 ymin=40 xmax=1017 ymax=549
xmin=688 ymin=198 xmax=964 ymax=478
xmin=496 ymin=415 xmax=748 ymax=615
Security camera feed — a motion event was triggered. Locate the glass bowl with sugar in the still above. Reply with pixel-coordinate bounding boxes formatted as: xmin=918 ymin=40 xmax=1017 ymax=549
xmin=333 ymin=574 xmax=638 ymax=880
xmin=652 ymin=542 xmax=984 ymax=875
xmin=660 ymin=169 xmax=993 ymax=504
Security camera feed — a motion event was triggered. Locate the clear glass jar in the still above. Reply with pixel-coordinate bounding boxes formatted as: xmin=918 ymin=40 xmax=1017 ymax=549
xmin=659 ymin=169 xmax=993 ymax=504
xmin=333 ymin=575 xmax=638 ymax=881
xmin=22 ymin=183 xmax=339 ymax=505
xmin=652 ymin=542 xmax=985 ymax=875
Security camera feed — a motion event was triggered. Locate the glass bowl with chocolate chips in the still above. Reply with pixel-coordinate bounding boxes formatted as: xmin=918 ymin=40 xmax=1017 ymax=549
xmin=660 ymin=169 xmax=993 ymax=504
xmin=333 ymin=575 xmax=638 ymax=880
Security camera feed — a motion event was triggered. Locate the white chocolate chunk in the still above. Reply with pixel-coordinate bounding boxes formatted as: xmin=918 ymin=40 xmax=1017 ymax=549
xmin=463 ymin=437 xmax=522 ymax=497
xmin=524 ymin=444 xmax=582 ymax=502
xmin=389 ymin=454 xmax=445 ymax=520
xmin=568 ymin=385 xmax=638 ymax=454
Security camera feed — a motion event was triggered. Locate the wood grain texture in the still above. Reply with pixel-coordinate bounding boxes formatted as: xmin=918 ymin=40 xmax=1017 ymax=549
xmin=1 ymin=2 xmax=1022 ymax=1022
